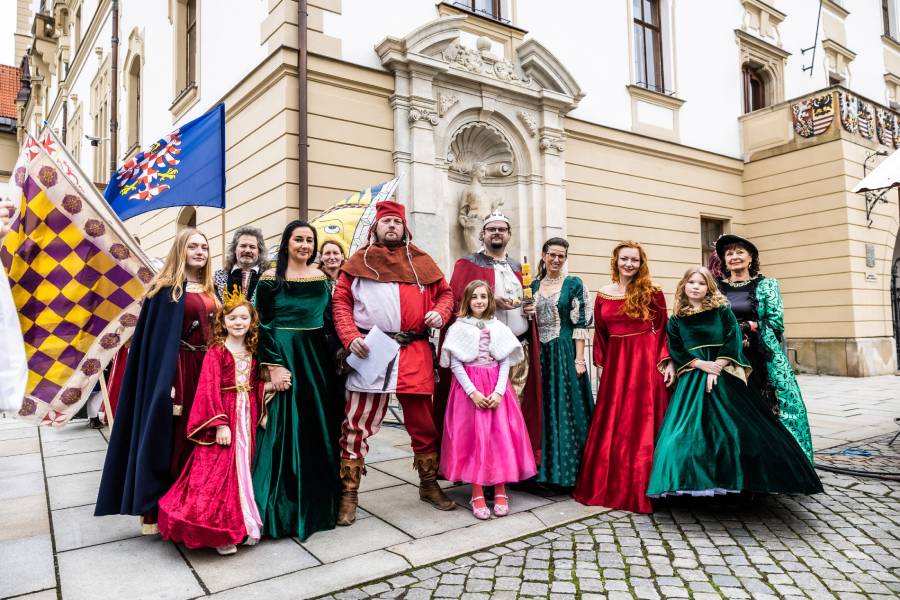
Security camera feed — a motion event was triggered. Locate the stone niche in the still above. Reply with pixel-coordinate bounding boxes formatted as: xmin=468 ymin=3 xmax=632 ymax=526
xmin=376 ymin=15 xmax=583 ymax=271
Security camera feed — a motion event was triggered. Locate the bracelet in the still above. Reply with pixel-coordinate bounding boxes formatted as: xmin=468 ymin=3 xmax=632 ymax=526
xmin=574 ymin=359 xmax=586 ymax=366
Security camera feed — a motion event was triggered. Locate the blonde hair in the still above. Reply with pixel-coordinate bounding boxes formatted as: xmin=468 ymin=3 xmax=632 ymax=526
xmin=610 ymin=240 xmax=660 ymax=321
xmin=145 ymin=228 xmax=215 ymax=301
xmin=457 ymin=280 xmax=496 ymax=320
xmin=673 ymin=266 xmax=728 ymax=317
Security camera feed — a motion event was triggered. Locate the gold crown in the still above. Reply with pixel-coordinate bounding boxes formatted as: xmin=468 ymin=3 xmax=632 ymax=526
xmin=223 ymin=285 xmax=247 ymax=311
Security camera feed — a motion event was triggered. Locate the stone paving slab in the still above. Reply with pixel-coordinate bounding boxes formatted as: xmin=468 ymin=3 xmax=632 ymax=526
xmin=57 ymin=536 xmax=204 ymax=600
xmin=0 ymin=452 xmax=43 ymax=477
xmin=0 ymin=436 xmax=40 ymax=456
xmin=44 ymin=449 xmax=107 ymax=478
xmin=40 ymin=435 xmax=108 ymax=458
xmin=207 ymin=549 xmax=411 ymax=600
xmin=184 ymin=537 xmax=321 ymax=593
xmin=0 ymin=426 xmax=38 ymax=441
xmin=0 ymin=471 xmax=45 ymax=500
xmin=46 ymin=470 xmax=102 ymax=510
xmin=300 ymin=514 xmax=412 ymax=563
xmin=0 ymin=494 xmax=49 ymax=540
xmin=53 ymin=504 xmax=139 ymax=552
xmin=0 ymin=534 xmax=55 ymax=598
xmin=358 ymin=483 xmax=477 ymax=538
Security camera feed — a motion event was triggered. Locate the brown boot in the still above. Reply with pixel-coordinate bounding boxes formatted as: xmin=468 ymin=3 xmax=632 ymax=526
xmin=337 ymin=458 xmax=365 ymax=526
xmin=413 ymin=452 xmax=456 ymax=511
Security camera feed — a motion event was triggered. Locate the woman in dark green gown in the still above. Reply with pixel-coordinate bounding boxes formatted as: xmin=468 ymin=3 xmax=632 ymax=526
xmin=252 ymin=220 xmax=341 ymax=540
xmin=647 ymin=267 xmax=821 ymax=498
xmin=530 ymin=238 xmax=595 ymax=487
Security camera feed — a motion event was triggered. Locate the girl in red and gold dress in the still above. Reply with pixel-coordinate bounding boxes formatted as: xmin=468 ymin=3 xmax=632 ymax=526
xmin=573 ymin=241 xmax=675 ymax=513
xmin=159 ymin=292 xmax=272 ymax=555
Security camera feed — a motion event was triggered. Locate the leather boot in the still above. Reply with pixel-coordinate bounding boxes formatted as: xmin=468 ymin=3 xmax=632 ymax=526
xmin=337 ymin=458 xmax=365 ymax=526
xmin=413 ymin=452 xmax=456 ymax=511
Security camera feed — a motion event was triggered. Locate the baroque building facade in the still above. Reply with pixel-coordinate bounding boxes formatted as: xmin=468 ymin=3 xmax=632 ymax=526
xmin=12 ymin=0 xmax=900 ymax=377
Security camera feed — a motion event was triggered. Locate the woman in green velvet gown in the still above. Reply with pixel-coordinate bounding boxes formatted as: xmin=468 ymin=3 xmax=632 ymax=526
xmin=252 ymin=220 xmax=341 ymax=540
xmin=530 ymin=238 xmax=595 ymax=487
xmin=647 ymin=267 xmax=822 ymax=498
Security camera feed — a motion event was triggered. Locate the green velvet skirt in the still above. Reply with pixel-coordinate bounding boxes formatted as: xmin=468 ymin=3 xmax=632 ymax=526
xmin=647 ymin=356 xmax=822 ymax=498
xmin=251 ymin=328 xmax=342 ymax=540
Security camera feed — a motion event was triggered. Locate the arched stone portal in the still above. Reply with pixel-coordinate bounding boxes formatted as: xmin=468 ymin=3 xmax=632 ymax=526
xmin=376 ymin=15 xmax=583 ymax=270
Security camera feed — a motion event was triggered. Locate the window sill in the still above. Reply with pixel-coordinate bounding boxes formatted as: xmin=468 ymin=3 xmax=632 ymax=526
xmin=882 ymin=35 xmax=900 ymax=55
xmin=122 ymin=142 xmax=140 ymax=161
xmin=169 ymin=82 xmax=199 ymax=121
xmin=626 ymin=84 xmax=685 ymax=110
xmin=822 ymin=0 xmax=849 ymax=19
xmin=437 ymin=2 xmax=528 ymax=35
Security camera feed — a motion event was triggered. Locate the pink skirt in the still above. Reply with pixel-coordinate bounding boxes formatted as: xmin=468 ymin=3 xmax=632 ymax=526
xmin=440 ymin=363 xmax=537 ymax=485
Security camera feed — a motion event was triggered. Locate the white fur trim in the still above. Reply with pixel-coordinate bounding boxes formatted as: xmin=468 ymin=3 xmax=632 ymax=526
xmin=440 ymin=318 xmax=524 ymax=367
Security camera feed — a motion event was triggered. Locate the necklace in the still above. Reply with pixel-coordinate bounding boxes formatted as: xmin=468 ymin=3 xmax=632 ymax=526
xmin=726 ymin=276 xmax=757 ymax=288
xmin=542 ymin=274 xmax=564 ymax=285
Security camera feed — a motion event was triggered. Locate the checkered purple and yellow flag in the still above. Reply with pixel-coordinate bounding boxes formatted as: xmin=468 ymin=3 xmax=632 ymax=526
xmin=1 ymin=135 xmax=154 ymax=426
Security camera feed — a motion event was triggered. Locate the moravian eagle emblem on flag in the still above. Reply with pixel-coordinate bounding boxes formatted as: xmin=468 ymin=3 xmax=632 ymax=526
xmin=114 ymin=131 xmax=183 ymax=202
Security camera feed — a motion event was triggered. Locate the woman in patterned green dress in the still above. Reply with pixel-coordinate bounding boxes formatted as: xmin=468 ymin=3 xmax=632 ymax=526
xmin=252 ymin=220 xmax=342 ymax=540
xmin=715 ymin=234 xmax=814 ymax=461
xmin=530 ymin=238 xmax=595 ymax=487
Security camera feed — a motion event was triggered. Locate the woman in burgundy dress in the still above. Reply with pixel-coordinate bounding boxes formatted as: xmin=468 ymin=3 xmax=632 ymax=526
xmin=573 ymin=241 xmax=674 ymax=513
xmin=96 ymin=228 xmax=218 ymax=534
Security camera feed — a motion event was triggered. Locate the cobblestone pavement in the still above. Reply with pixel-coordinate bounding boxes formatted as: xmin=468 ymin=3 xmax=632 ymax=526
xmin=320 ymin=436 xmax=900 ymax=600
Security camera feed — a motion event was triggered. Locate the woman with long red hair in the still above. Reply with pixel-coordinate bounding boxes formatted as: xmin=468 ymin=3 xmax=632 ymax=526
xmin=573 ymin=241 xmax=675 ymax=513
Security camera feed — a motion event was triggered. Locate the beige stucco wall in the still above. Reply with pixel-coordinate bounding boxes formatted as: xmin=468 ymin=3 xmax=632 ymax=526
xmin=740 ymin=100 xmax=899 ymax=375
xmin=563 ymin=119 xmax=745 ymax=301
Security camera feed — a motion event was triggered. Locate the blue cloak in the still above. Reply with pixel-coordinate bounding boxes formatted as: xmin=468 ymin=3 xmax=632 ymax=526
xmin=95 ymin=288 xmax=185 ymax=516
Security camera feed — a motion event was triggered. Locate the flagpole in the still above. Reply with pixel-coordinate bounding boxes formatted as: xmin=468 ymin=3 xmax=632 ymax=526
xmin=109 ymin=0 xmax=119 ymax=180
xmin=221 ymin=209 xmax=226 ymax=269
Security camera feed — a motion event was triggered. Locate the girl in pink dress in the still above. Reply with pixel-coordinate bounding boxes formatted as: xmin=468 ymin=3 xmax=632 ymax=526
xmin=440 ymin=281 xmax=537 ymax=519
xmin=159 ymin=293 xmax=272 ymax=555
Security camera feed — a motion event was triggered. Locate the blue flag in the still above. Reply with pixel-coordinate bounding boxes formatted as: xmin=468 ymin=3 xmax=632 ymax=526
xmin=104 ymin=104 xmax=225 ymax=220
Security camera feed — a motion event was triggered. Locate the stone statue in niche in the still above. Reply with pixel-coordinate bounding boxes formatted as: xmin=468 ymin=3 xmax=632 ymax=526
xmin=458 ymin=162 xmax=504 ymax=253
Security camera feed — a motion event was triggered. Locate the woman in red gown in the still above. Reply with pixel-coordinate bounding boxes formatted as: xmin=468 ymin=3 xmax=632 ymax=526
xmin=573 ymin=241 xmax=675 ymax=513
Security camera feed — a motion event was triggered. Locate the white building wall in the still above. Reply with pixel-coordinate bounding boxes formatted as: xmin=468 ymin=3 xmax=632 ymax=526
xmin=39 ymin=0 xmax=268 ymax=181
xmin=327 ymin=0 xmax=900 ymax=159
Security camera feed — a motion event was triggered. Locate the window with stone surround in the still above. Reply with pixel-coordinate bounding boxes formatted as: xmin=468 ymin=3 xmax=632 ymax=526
xmin=90 ymin=57 xmax=110 ymax=184
xmin=67 ymin=101 xmax=82 ymax=163
xmin=169 ymin=0 xmax=200 ymax=119
xmin=633 ymin=0 xmax=665 ymax=93
xmin=742 ymin=63 xmax=767 ymax=113
xmin=700 ymin=217 xmax=726 ymax=267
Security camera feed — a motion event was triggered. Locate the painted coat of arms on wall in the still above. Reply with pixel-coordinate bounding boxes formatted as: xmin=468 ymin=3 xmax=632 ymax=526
xmin=858 ymin=102 xmax=874 ymax=139
xmin=792 ymin=93 xmax=834 ymax=138
xmin=876 ymin=108 xmax=896 ymax=147
xmin=838 ymin=91 xmax=858 ymax=133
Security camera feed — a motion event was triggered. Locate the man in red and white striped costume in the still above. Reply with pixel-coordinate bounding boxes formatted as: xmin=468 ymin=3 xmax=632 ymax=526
xmin=331 ymin=200 xmax=455 ymax=526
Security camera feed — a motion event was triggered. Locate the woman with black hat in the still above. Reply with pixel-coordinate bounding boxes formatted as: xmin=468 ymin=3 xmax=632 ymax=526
xmin=715 ymin=234 xmax=814 ymax=462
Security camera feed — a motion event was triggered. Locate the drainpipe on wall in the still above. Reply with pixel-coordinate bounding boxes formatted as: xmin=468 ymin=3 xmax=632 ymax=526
xmin=109 ymin=0 xmax=119 ymax=180
xmin=298 ymin=0 xmax=308 ymax=220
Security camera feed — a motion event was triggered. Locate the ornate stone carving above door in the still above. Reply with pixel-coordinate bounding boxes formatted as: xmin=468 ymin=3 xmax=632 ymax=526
xmin=376 ymin=15 xmax=582 ymax=269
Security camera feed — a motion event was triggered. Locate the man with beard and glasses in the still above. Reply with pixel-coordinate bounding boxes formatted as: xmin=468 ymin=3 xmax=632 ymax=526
xmin=436 ymin=210 xmax=543 ymax=465
xmin=331 ymin=200 xmax=456 ymax=526
xmin=213 ymin=227 xmax=267 ymax=302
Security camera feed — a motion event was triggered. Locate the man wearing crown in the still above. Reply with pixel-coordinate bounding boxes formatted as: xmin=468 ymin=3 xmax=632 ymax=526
xmin=436 ymin=211 xmax=543 ymax=464
xmin=331 ymin=200 xmax=456 ymax=526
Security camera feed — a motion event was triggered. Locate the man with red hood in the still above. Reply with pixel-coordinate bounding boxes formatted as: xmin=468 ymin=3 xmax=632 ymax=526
xmin=331 ymin=200 xmax=455 ymax=525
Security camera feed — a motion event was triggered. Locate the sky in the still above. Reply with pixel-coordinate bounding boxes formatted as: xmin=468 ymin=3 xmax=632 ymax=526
xmin=1 ymin=2 xmax=16 ymax=66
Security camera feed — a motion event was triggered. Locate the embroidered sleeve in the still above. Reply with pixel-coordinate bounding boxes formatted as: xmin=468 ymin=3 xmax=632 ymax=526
xmin=758 ymin=277 xmax=785 ymax=335
xmin=569 ymin=277 xmax=594 ymax=330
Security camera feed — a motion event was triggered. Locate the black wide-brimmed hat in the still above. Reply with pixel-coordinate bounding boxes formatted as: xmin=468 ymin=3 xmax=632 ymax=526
xmin=715 ymin=234 xmax=758 ymax=262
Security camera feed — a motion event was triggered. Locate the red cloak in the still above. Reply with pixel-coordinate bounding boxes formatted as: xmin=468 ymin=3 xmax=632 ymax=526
xmin=158 ymin=346 xmax=265 ymax=548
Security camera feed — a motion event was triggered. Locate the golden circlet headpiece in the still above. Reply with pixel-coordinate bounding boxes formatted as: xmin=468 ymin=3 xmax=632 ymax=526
xmin=222 ymin=285 xmax=248 ymax=311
